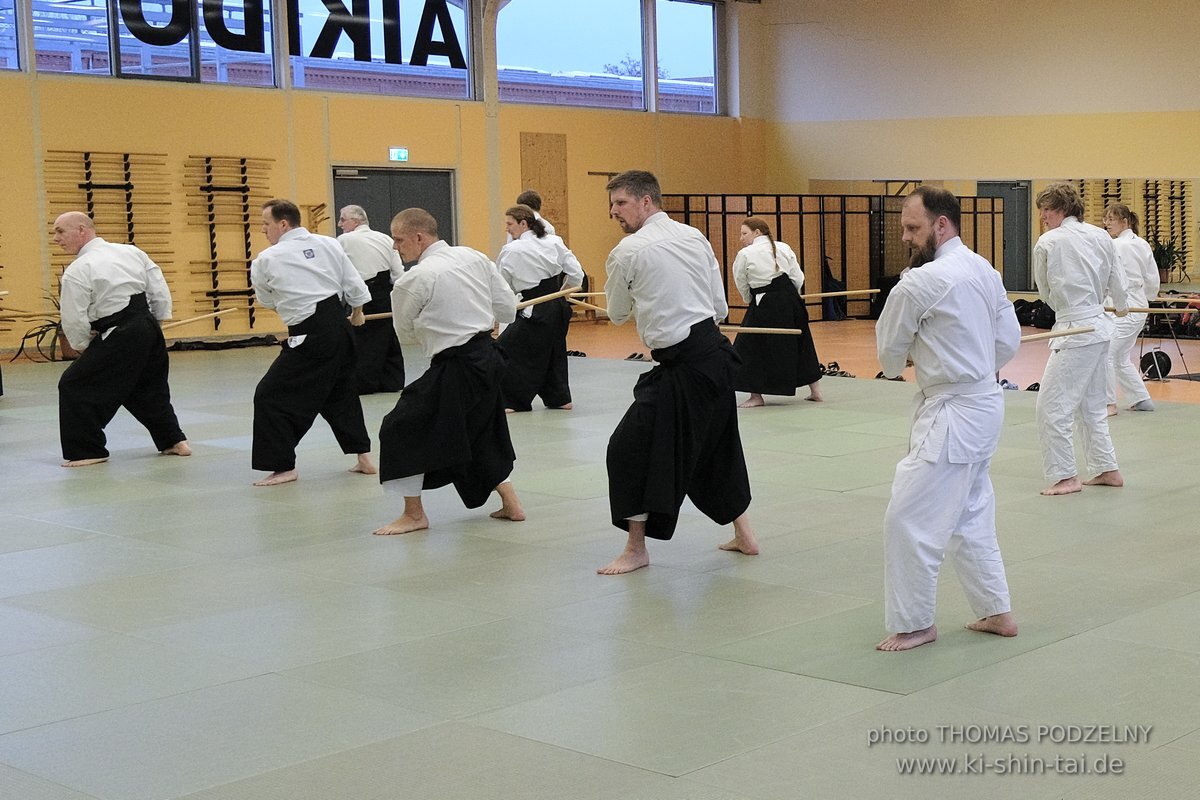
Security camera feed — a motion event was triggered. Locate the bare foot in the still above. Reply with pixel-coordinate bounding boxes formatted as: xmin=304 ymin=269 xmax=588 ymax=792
xmin=349 ymin=453 xmax=377 ymax=475
xmin=549 ymin=402 xmax=573 ymax=410
xmin=62 ymin=457 xmax=108 ymax=468
xmin=373 ymin=513 xmax=429 ymax=535
xmin=1106 ymin=404 xmax=1118 ymax=417
xmin=1041 ymin=477 xmax=1082 ymax=496
xmin=807 ymin=381 xmax=824 ymax=402
xmin=490 ymin=506 xmax=527 ymax=521
xmin=876 ymin=625 xmax=937 ymax=651
xmin=718 ymin=514 xmax=759 ymax=555
xmin=966 ymin=613 xmax=1018 ymax=637
xmin=161 ymin=441 xmax=192 ymax=457
xmin=738 ymin=393 xmax=765 ymax=409
xmin=1083 ymin=469 xmax=1123 ymax=487
xmin=505 ymin=408 xmax=517 ymax=414
xmin=253 ymin=469 xmax=298 ymax=486
xmin=597 ymin=548 xmax=650 ymax=575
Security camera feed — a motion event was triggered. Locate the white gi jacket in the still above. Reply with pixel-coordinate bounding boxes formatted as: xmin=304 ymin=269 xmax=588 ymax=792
xmin=1033 ymin=217 xmax=1128 ymax=350
xmin=1111 ymin=229 xmax=1159 ymax=308
xmin=732 ymin=236 xmax=804 ymax=304
xmin=496 ymin=231 xmax=585 ymax=294
xmin=604 ymin=211 xmax=728 ymax=350
xmin=391 ymin=240 xmax=517 ymax=358
xmin=251 ymin=228 xmax=370 ymax=327
xmin=877 ymin=237 xmax=1021 ymax=464
xmin=337 ymin=225 xmax=404 ymax=283
xmin=59 ymin=237 xmax=173 ymax=351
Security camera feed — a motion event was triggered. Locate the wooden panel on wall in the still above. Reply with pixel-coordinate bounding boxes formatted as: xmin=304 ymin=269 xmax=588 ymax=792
xmin=519 ymin=132 xmax=569 ymax=245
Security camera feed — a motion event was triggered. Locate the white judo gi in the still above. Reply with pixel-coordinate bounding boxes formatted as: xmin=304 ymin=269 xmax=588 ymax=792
xmin=1105 ymin=229 xmax=1158 ymax=407
xmin=876 ymin=236 xmax=1021 ymax=634
xmin=1033 ymin=218 xmax=1129 ymax=482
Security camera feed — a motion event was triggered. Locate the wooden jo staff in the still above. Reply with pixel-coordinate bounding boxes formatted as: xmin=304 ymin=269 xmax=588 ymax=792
xmin=361 ymin=286 xmax=585 ymax=322
xmin=720 ymin=325 xmax=807 ymax=336
xmin=1020 ymin=326 xmax=1094 ymax=343
xmin=1105 ymin=306 xmax=1194 ymax=314
xmin=799 ymin=288 xmax=879 ymax=300
xmin=161 ymin=307 xmax=246 ymax=331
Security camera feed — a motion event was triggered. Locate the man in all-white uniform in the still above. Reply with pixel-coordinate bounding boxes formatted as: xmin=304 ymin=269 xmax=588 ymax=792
xmin=599 ymin=170 xmax=757 ymax=575
xmin=373 ymin=208 xmax=525 ymax=535
xmin=1033 ymin=183 xmax=1129 ymax=496
xmin=53 ymin=211 xmax=190 ymax=467
xmin=337 ymin=204 xmax=406 ymax=394
xmin=875 ymin=187 xmax=1020 ymax=652
xmin=251 ymin=199 xmax=376 ymax=486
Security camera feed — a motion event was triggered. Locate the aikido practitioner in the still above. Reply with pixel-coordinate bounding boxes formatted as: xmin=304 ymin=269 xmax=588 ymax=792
xmin=875 ymin=187 xmax=1019 ymax=652
xmin=1102 ymin=203 xmax=1158 ymax=414
xmin=506 ymin=189 xmax=556 ymax=241
xmin=250 ymin=199 xmax=377 ymax=487
xmin=52 ymin=211 xmax=191 ymax=467
xmin=731 ymin=216 xmax=824 ymax=407
xmin=598 ymin=170 xmax=757 ymax=575
xmin=1033 ymin=183 xmax=1129 ymax=496
xmin=373 ymin=208 xmax=525 ymax=535
xmin=495 ymin=204 xmax=585 ymax=412
xmin=337 ymin=205 xmax=406 ymax=394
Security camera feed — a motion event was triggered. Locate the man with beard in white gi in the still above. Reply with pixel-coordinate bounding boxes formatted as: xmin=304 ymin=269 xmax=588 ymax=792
xmin=52 ymin=211 xmax=190 ymax=467
xmin=373 ymin=208 xmax=525 ymax=535
xmin=251 ymin=199 xmax=377 ymax=486
xmin=875 ymin=187 xmax=1020 ymax=651
xmin=598 ymin=170 xmax=757 ymax=575
xmin=1033 ymin=183 xmax=1129 ymax=496
xmin=337 ymin=205 xmax=406 ymax=394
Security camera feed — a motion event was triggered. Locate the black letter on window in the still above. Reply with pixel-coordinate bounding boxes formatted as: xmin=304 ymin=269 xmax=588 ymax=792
xmin=381 ymin=0 xmax=401 ymax=64
xmin=410 ymin=0 xmax=466 ymax=68
xmin=203 ymin=0 xmax=265 ymax=53
xmin=120 ymin=0 xmax=191 ymax=47
xmin=309 ymin=0 xmax=372 ymax=62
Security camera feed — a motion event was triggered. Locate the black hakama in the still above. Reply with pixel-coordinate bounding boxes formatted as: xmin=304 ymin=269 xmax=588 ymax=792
xmin=496 ymin=275 xmax=571 ymax=411
xmin=354 ymin=271 xmax=405 ymax=394
xmin=607 ymin=320 xmax=752 ymax=540
xmin=252 ymin=295 xmax=370 ymax=472
xmin=58 ymin=293 xmax=186 ymax=460
xmin=733 ymin=274 xmax=823 ymax=395
xmin=378 ymin=331 xmax=516 ymax=508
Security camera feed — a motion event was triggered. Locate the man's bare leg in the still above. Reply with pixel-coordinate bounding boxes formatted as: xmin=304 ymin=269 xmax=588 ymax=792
xmin=718 ymin=513 xmax=760 ymax=555
xmin=598 ymin=519 xmax=650 ymax=575
xmin=966 ymin=612 xmax=1018 ymax=637
xmin=807 ymin=379 xmax=824 ymax=402
xmin=374 ymin=495 xmax=429 ymax=535
xmin=349 ymin=453 xmax=377 ymax=475
xmin=161 ymin=440 xmax=192 ymax=457
xmin=1041 ymin=476 xmax=1082 ymax=496
xmin=254 ymin=469 xmax=298 ymax=486
xmin=738 ymin=393 xmax=765 ymax=409
xmin=62 ymin=457 xmax=109 ymax=468
xmin=876 ymin=625 xmax=938 ymax=652
xmin=489 ymin=481 xmax=526 ymax=521
xmin=1083 ymin=469 xmax=1123 ymax=487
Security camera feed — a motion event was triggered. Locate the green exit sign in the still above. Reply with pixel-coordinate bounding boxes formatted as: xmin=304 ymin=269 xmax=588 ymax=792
xmin=388 ymin=147 xmax=409 ymax=162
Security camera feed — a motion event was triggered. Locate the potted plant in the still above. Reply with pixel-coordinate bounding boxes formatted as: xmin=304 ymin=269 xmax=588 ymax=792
xmin=1148 ymin=234 xmax=1186 ymax=284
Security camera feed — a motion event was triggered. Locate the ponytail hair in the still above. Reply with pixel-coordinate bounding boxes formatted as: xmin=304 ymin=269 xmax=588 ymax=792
xmin=1104 ymin=202 xmax=1139 ymax=236
xmin=743 ymin=216 xmax=778 ymax=270
xmin=506 ymin=204 xmax=547 ymax=238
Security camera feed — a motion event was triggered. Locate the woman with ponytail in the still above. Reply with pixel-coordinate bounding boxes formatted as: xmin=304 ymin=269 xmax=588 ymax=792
xmin=1102 ymin=203 xmax=1158 ymax=413
xmin=731 ymin=216 xmax=823 ymax=406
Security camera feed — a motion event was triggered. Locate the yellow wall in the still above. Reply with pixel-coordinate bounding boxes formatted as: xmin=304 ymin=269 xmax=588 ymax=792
xmin=0 ymin=69 xmax=766 ymax=349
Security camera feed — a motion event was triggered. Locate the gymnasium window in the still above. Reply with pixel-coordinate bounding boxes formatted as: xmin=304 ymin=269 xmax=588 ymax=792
xmin=31 ymin=0 xmax=274 ymax=85
xmin=496 ymin=0 xmax=646 ymax=111
xmin=288 ymin=0 xmax=470 ymax=98
xmin=0 ymin=0 xmax=16 ymax=69
xmin=656 ymin=0 xmax=717 ymax=114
